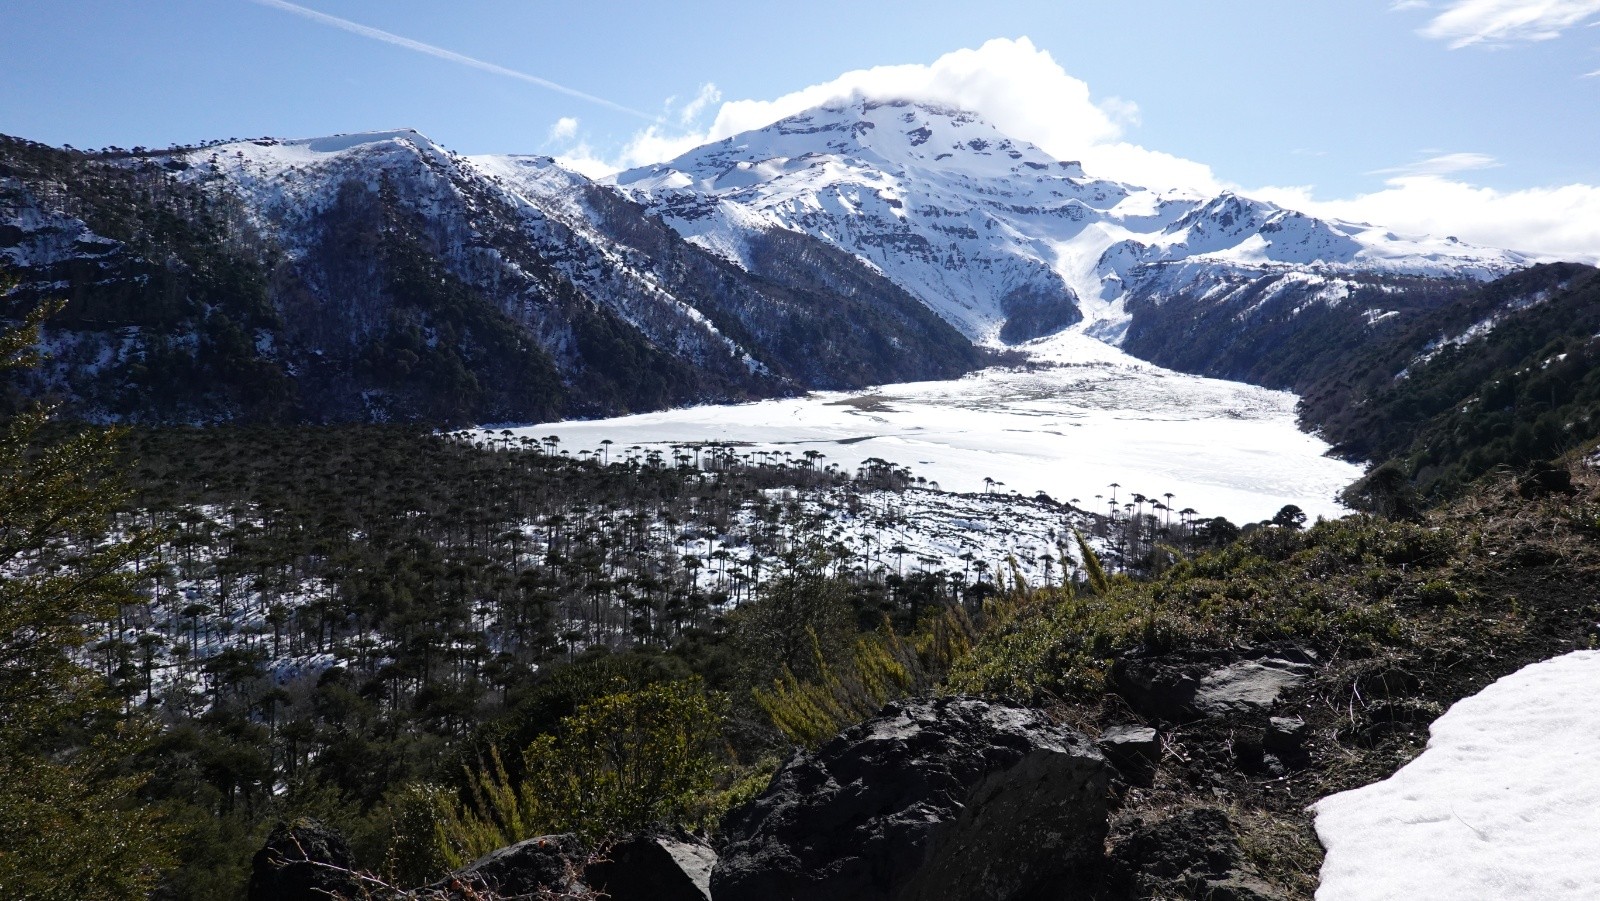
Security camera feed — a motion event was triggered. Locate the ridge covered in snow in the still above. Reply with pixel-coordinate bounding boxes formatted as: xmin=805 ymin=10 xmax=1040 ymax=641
xmin=608 ymin=97 xmax=1531 ymax=346
xmin=178 ymin=130 xmax=764 ymax=375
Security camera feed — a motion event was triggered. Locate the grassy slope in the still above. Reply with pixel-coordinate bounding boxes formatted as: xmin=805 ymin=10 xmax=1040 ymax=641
xmin=950 ymin=463 xmax=1600 ymax=897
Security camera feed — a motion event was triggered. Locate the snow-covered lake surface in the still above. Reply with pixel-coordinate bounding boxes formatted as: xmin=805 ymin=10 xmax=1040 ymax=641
xmin=1314 ymin=650 xmax=1600 ymax=900
xmin=498 ymin=333 xmax=1362 ymax=524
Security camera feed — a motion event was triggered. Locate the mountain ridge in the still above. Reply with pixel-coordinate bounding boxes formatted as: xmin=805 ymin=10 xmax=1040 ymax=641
xmin=0 ymin=127 xmax=988 ymax=424
xmin=607 ymin=97 xmax=1531 ymax=347
xmin=0 ymin=106 xmax=1560 ymax=429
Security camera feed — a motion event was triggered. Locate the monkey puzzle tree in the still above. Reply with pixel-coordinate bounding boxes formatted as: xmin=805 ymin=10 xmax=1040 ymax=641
xmin=0 ymin=278 xmax=174 ymax=899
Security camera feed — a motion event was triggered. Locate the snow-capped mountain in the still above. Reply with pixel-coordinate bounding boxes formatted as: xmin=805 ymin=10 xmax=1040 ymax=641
xmin=0 ymin=128 xmax=984 ymax=423
xmin=0 ymin=107 xmax=1554 ymax=426
xmin=174 ymin=130 xmax=987 ymax=396
xmin=186 ymin=130 xmax=769 ymax=388
xmin=611 ymin=97 xmax=1530 ymax=346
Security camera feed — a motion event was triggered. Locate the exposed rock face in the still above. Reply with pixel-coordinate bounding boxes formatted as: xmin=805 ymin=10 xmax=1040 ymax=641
xmin=1113 ymin=648 xmax=1316 ymax=722
xmin=1110 ymin=807 xmax=1288 ymax=901
xmin=246 ymin=818 xmax=364 ymax=901
xmin=424 ymin=830 xmax=715 ymax=901
xmin=433 ymin=834 xmax=589 ymax=900
xmin=1098 ymin=724 xmax=1161 ymax=784
xmin=586 ymin=832 xmax=715 ymax=901
xmin=712 ymin=696 xmax=1110 ymax=901
xmin=1264 ymin=716 xmax=1307 ymax=756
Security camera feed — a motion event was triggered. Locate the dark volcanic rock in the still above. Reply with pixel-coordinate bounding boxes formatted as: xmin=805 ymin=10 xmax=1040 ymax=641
xmin=247 ymin=818 xmax=364 ymax=901
xmin=1518 ymin=462 xmax=1575 ymax=498
xmin=1111 ymin=807 xmax=1288 ymax=901
xmin=1263 ymin=716 xmax=1307 ymax=755
xmin=1098 ymin=724 xmax=1161 ymax=784
xmin=428 ymin=830 xmax=713 ymax=901
xmin=712 ymin=696 xmax=1109 ymax=901
xmin=1113 ymin=648 xmax=1316 ymax=722
xmin=585 ymin=831 xmax=715 ymax=901
xmin=435 ymin=833 xmax=589 ymax=900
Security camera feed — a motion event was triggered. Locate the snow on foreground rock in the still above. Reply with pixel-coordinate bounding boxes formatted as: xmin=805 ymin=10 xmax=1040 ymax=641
xmin=1313 ymin=650 xmax=1600 ymax=900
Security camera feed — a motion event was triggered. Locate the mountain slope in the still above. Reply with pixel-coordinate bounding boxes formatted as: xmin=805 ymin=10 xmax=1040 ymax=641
xmin=1299 ymin=262 xmax=1600 ymax=499
xmin=1 ymin=130 xmax=987 ymax=423
xmin=468 ymin=153 xmax=988 ymax=389
xmin=612 ymin=97 xmax=1530 ymax=349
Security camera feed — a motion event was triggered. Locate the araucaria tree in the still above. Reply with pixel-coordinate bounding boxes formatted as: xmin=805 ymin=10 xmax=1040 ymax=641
xmin=0 ymin=281 xmax=174 ymax=899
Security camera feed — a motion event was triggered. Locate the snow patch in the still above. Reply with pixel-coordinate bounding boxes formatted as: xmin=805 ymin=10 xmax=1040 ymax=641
xmin=1314 ymin=651 xmax=1600 ymax=900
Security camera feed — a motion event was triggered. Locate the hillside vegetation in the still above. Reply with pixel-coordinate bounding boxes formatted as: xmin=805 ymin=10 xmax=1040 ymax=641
xmin=9 ymin=407 xmax=1593 ymax=899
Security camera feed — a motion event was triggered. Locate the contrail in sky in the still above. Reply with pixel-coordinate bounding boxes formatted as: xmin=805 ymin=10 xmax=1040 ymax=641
xmin=248 ymin=0 xmax=655 ymax=121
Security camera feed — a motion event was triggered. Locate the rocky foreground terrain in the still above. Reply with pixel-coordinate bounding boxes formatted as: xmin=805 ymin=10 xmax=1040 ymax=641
xmin=246 ymin=461 xmax=1600 ymax=900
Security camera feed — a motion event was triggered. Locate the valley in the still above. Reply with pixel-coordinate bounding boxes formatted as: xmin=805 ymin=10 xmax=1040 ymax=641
xmin=3 ymin=44 xmax=1600 ymax=901
xmin=499 ymin=329 xmax=1361 ymax=524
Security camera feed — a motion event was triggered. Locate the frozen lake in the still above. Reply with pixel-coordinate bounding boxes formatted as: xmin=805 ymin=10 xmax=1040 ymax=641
xmin=494 ymin=333 xmax=1363 ymax=524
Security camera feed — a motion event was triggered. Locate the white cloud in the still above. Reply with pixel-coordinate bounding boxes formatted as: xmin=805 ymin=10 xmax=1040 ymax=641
xmin=1098 ymin=96 xmax=1142 ymax=128
xmin=605 ymin=37 xmax=1222 ymax=191
xmin=553 ymin=145 xmax=615 ymax=180
xmin=547 ymin=116 xmax=579 ymax=143
xmin=1415 ymin=0 xmax=1600 ymax=47
xmin=615 ymin=126 xmax=723 ymax=170
xmin=1369 ymin=151 xmax=1501 ymax=176
xmin=679 ymin=83 xmax=722 ymax=126
xmin=1254 ymin=177 xmax=1600 ymax=263
xmin=1080 ymin=143 xmax=1222 ymax=194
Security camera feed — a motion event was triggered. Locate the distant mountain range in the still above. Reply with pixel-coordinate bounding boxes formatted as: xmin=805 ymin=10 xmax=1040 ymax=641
xmin=0 ymin=98 xmax=1578 ymax=434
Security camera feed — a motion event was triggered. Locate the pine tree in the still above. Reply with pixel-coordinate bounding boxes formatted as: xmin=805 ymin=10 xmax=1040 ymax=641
xmin=0 ymin=277 xmax=174 ymax=899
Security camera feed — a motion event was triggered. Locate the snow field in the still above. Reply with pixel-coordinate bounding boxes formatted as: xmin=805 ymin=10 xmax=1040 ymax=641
xmin=1313 ymin=650 xmax=1600 ymax=900
xmin=498 ymin=332 xmax=1361 ymax=525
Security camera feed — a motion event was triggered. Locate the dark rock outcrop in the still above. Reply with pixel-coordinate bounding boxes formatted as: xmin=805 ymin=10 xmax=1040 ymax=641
xmin=424 ymin=830 xmax=714 ymax=901
xmin=1263 ymin=716 xmax=1307 ymax=756
xmin=432 ymin=834 xmax=589 ymax=900
xmin=1110 ymin=807 xmax=1288 ymax=901
xmin=1113 ymin=648 xmax=1316 ymax=723
xmin=1518 ymin=461 xmax=1575 ymax=498
xmin=1098 ymin=724 xmax=1161 ymax=784
xmin=586 ymin=831 xmax=715 ymax=901
xmin=247 ymin=818 xmax=364 ymax=901
xmin=712 ymin=696 xmax=1109 ymax=901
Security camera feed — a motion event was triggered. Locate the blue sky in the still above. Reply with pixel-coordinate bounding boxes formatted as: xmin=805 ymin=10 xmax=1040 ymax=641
xmin=4 ymin=1 xmax=1600 ymax=258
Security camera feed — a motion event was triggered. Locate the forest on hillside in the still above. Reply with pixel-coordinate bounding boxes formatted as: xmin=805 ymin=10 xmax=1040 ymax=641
xmin=11 ymin=385 xmax=1600 ymax=899
xmin=8 ymin=246 xmax=1600 ymax=898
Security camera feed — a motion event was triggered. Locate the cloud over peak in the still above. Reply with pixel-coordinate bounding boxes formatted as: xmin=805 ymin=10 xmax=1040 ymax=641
xmin=604 ymin=37 xmax=1223 ymax=193
xmin=570 ymin=36 xmax=1600 ymax=263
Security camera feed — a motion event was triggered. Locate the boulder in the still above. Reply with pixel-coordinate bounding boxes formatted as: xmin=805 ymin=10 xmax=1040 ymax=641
xmin=712 ymin=696 xmax=1109 ymax=901
xmin=585 ymin=831 xmax=715 ymax=901
xmin=434 ymin=833 xmax=589 ymax=900
xmin=1518 ymin=462 xmax=1574 ymax=498
xmin=1113 ymin=648 xmax=1316 ymax=722
xmin=247 ymin=818 xmax=366 ymax=901
xmin=1111 ymin=807 xmax=1288 ymax=901
xmin=1263 ymin=716 xmax=1307 ymax=756
xmin=1195 ymin=658 xmax=1313 ymax=716
xmin=1097 ymin=724 xmax=1160 ymax=783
